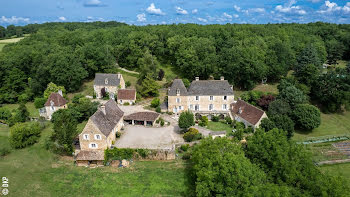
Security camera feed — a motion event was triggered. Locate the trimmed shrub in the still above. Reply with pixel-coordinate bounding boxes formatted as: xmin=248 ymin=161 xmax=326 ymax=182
xmin=180 ymin=144 xmax=190 ymax=152
xmin=9 ymin=122 xmax=41 ymax=149
xmin=160 ymin=119 xmax=165 ymax=126
xmin=123 ymin=102 xmax=130 ymax=106
xmin=292 ymin=104 xmax=321 ymax=130
xmin=211 ymin=115 xmax=219 ymax=122
xmin=179 ymin=110 xmax=195 ymax=130
xmin=199 ymin=116 xmax=208 ymax=127
xmin=183 ymin=128 xmax=202 ymax=142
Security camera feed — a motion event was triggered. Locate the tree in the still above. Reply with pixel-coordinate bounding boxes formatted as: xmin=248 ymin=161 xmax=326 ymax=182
xmin=294 ymin=64 xmax=319 ymax=86
xmin=268 ymin=99 xmax=291 ymax=116
xmin=138 ymin=74 xmax=160 ymax=97
xmin=178 ymin=110 xmax=194 ymax=130
xmin=43 ymin=82 xmax=66 ymax=99
xmin=245 ymin=129 xmax=348 ymax=196
xmin=257 ymin=94 xmax=275 ymax=110
xmin=191 ymin=137 xmax=266 ymax=196
xmin=292 ymin=104 xmax=321 ymax=130
xmin=183 ymin=128 xmax=201 ymax=142
xmin=270 ymin=115 xmax=295 ymax=139
xmin=260 ymin=118 xmax=276 ymax=132
xmin=69 ymin=96 xmax=99 ymax=122
xmin=326 ymin=39 xmax=344 ymax=65
xmin=296 ymin=44 xmax=322 ymax=69
xmin=9 ymin=122 xmax=41 ymax=149
xmin=150 ymin=98 xmax=160 ymax=108
xmin=137 ymin=49 xmax=159 ymax=82
xmin=34 ymin=97 xmax=47 ymax=109
xmin=158 ymin=69 xmax=165 ymax=81
xmin=51 ymin=109 xmax=78 ymax=154
xmin=9 ymin=103 xmax=29 ymax=126
xmin=278 ymin=85 xmax=307 ymax=107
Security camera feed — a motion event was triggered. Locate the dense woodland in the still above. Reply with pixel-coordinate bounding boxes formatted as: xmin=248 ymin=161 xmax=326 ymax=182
xmin=0 ymin=22 xmax=349 ymax=112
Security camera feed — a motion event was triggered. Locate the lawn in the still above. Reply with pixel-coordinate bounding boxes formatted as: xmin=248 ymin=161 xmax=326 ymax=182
xmin=1 ymin=102 xmax=39 ymax=117
xmin=207 ymin=121 xmax=232 ymax=134
xmin=293 ymin=111 xmax=350 ymax=141
xmin=252 ymin=83 xmax=279 ymax=94
xmin=0 ymin=43 xmax=6 ymax=51
xmin=0 ymin=122 xmax=189 ymax=196
xmin=320 ymin=163 xmax=350 ymax=188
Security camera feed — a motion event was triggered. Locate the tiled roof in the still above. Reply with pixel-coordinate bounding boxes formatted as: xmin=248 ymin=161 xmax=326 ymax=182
xmin=168 ymin=79 xmax=188 ymax=96
xmin=124 ymin=112 xmax=160 ymax=122
xmin=187 ymin=80 xmax=234 ymax=96
xmin=76 ymin=150 xmax=104 ymax=161
xmin=94 ymin=73 xmax=121 ymax=86
xmin=44 ymin=93 xmax=67 ymax=107
xmin=117 ymin=89 xmax=136 ymax=100
xmin=230 ymin=100 xmax=265 ymax=125
xmin=90 ymin=100 xmax=124 ymax=136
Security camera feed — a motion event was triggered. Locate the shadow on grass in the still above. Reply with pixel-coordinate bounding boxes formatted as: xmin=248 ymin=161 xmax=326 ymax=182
xmin=181 ymin=160 xmax=196 ymax=197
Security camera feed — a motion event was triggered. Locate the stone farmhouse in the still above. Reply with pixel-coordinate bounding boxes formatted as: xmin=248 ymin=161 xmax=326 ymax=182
xmin=117 ymin=89 xmax=136 ymax=105
xmin=230 ymin=100 xmax=268 ymax=129
xmin=39 ymin=90 xmax=67 ymax=120
xmin=94 ymin=73 xmax=125 ymax=99
xmin=168 ymin=77 xmax=234 ymax=118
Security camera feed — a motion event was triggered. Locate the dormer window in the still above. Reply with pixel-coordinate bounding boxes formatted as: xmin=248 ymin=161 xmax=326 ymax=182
xmin=83 ymin=134 xmax=89 ymax=140
xmin=176 ymin=89 xmax=180 ymax=95
xmin=105 ymin=78 xmax=108 ymax=85
xmin=94 ymin=134 xmax=101 ymax=140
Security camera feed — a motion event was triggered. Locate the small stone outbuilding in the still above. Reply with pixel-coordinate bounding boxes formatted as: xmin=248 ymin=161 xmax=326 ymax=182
xmin=39 ymin=90 xmax=67 ymax=120
xmin=76 ymin=150 xmax=104 ymax=167
xmin=117 ymin=89 xmax=136 ymax=105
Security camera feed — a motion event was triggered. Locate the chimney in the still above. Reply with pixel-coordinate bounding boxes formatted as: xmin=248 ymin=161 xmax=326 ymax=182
xmin=195 ymin=77 xmax=199 ymax=81
xmin=58 ymin=89 xmax=63 ymax=97
xmin=117 ymin=72 xmax=121 ymax=79
xmin=100 ymin=105 xmax=106 ymax=115
xmin=238 ymin=107 xmax=243 ymax=114
xmin=220 ymin=76 xmax=224 ymax=81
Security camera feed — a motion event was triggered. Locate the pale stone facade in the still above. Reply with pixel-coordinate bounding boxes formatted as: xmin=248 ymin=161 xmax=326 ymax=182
xmin=44 ymin=104 xmax=67 ymax=120
xmin=94 ymin=73 xmax=126 ymax=99
xmin=168 ymin=77 xmax=234 ymax=117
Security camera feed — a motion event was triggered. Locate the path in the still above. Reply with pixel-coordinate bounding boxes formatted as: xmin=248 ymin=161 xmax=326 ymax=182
xmin=119 ymin=67 xmax=139 ymax=75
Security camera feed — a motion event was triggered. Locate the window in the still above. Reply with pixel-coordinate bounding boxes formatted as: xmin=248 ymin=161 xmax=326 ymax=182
xmin=89 ymin=143 xmax=98 ymax=149
xmin=179 ymin=106 xmax=183 ymax=110
xmin=209 ymin=96 xmax=214 ymax=101
xmin=51 ymin=106 xmax=55 ymax=111
xmin=195 ymin=96 xmax=199 ymax=101
xmin=105 ymin=87 xmax=108 ymax=92
xmin=94 ymin=134 xmax=101 ymax=140
xmin=195 ymin=105 xmax=199 ymax=111
xmin=83 ymin=134 xmax=89 ymax=140
xmin=176 ymin=89 xmax=180 ymax=95
xmin=176 ymin=98 xmax=181 ymax=103
xmin=189 ymin=105 xmax=193 ymax=110
xmin=223 ymin=96 xmax=227 ymax=100
xmin=222 ymin=104 xmax=227 ymax=110
xmin=209 ymin=104 xmax=213 ymax=111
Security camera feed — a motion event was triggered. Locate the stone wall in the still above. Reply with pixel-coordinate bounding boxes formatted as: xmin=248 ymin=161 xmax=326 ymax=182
xmin=141 ymin=149 xmax=176 ymax=160
xmin=79 ymin=119 xmax=108 ymax=151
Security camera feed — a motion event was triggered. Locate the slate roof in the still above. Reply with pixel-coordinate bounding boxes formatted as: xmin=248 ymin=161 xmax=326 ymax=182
xmin=44 ymin=93 xmax=67 ymax=107
xmin=117 ymin=89 xmax=136 ymax=100
xmin=187 ymin=80 xmax=234 ymax=96
xmin=90 ymin=100 xmax=124 ymax=136
xmin=124 ymin=112 xmax=160 ymax=122
xmin=230 ymin=100 xmax=265 ymax=125
xmin=168 ymin=79 xmax=188 ymax=96
xmin=94 ymin=73 xmax=121 ymax=86
xmin=76 ymin=150 xmax=104 ymax=161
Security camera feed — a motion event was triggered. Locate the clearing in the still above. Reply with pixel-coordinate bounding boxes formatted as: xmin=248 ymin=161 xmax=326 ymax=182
xmin=0 ymin=37 xmax=26 ymax=52
xmin=1 ymin=102 xmax=39 ymax=117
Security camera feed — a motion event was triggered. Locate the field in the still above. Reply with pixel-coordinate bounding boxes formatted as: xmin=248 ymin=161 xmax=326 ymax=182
xmin=0 ymin=37 xmax=26 ymax=52
xmin=293 ymin=111 xmax=350 ymax=141
xmin=320 ymin=163 xmax=350 ymax=187
xmin=0 ymin=123 xmax=188 ymax=196
xmin=1 ymin=102 xmax=39 ymax=117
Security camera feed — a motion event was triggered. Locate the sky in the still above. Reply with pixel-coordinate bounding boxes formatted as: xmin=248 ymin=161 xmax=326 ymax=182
xmin=0 ymin=0 xmax=349 ymax=26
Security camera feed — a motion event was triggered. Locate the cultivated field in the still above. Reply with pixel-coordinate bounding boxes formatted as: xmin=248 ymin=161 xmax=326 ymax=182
xmin=0 ymin=37 xmax=26 ymax=52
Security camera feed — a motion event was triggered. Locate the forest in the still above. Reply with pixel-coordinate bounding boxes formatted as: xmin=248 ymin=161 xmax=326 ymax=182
xmin=0 ymin=22 xmax=349 ymax=112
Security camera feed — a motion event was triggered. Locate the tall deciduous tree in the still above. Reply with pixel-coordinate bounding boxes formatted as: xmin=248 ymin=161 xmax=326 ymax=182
xmin=292 ymin=104 xmax=321 ymax=130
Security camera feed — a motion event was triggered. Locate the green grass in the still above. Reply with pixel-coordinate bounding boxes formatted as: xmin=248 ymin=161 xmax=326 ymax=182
xmin=293 ymin=111 xmax=350 ymax=141
xmin=252 ymin=83 xmax=279 ymax=94
xmin=0 ymin=43 xmax=6 ymax=51
xmin=0 ymin=122 xmax=188 ymax=196
xmin=1 ymin=102 xmax=39 ymax=117
xmin=0 ymin=124 xmax=10 ymax=149
xmin=305 ymin=141 xmax=348 ymax=162
xmin=207 ymin=121 xmax=232 ymax=134
xmin=320 ymin=163 xmax=350 ymax=188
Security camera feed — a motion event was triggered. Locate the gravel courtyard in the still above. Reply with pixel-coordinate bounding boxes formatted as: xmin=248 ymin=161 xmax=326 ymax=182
xmin=115 ymin=125 xmax=184 ymax=149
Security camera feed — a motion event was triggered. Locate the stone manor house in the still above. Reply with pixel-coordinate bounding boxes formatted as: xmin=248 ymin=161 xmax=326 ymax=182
xmin=94 ymin=73 xmax=125 ymax=99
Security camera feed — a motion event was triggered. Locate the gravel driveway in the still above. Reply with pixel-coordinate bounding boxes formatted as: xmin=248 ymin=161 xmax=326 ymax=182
xmin=115 ymin=125 xmax=184 ymax=149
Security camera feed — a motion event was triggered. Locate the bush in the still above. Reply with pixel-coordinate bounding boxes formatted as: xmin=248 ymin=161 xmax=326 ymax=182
xmin=9 ymin=122 xmax=42 ymax=149
xmin=160 ymin=119 xmax=165 ymax=126
xmin=199 ymin=116 xmax=208 ymax=127
xmin=8 ymin=103 xmax=29 ymax=127
xmin=292 ymin=104 xmax=321 ymax=130
xmin=155 ymin=106 xmax=161 ymax=113
xmin=179 ymin=110 xmax=195 ymax=130
xmin=103 ymin=92 xmax=110 ymax=100
xmin=0 ymin=108 xmax=12 ymax=121
xmin=182 ymin=152 xmax=191 ymax=160
xmin=270 ymin=115 xmax=295 ymax=139
xmin=151 ymin=98 xmax=160 ymax=108
xmin=0 ymin=147 xmax=11 ymax=156
xmin=123 ymin=102 xmax=130 ymax=106
xmin=183 ymin=128 xmax=201 ymax=142
xmin=268 ymin=99 xmax=291 ymax=116
xmin=125 ymin=81 xmax=131 ymax=87
xmin=225 ymin=116 xmax=232 ymax=125
xmin=116 ymin=132 xmax=121 ymax=138
xmin=180 ymin=144 xmax=190 ymax=152
xmin=34 ymin=97 xmax=47 ymax=109
xmin=211 ymin=115 xmax=219 ymax=122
